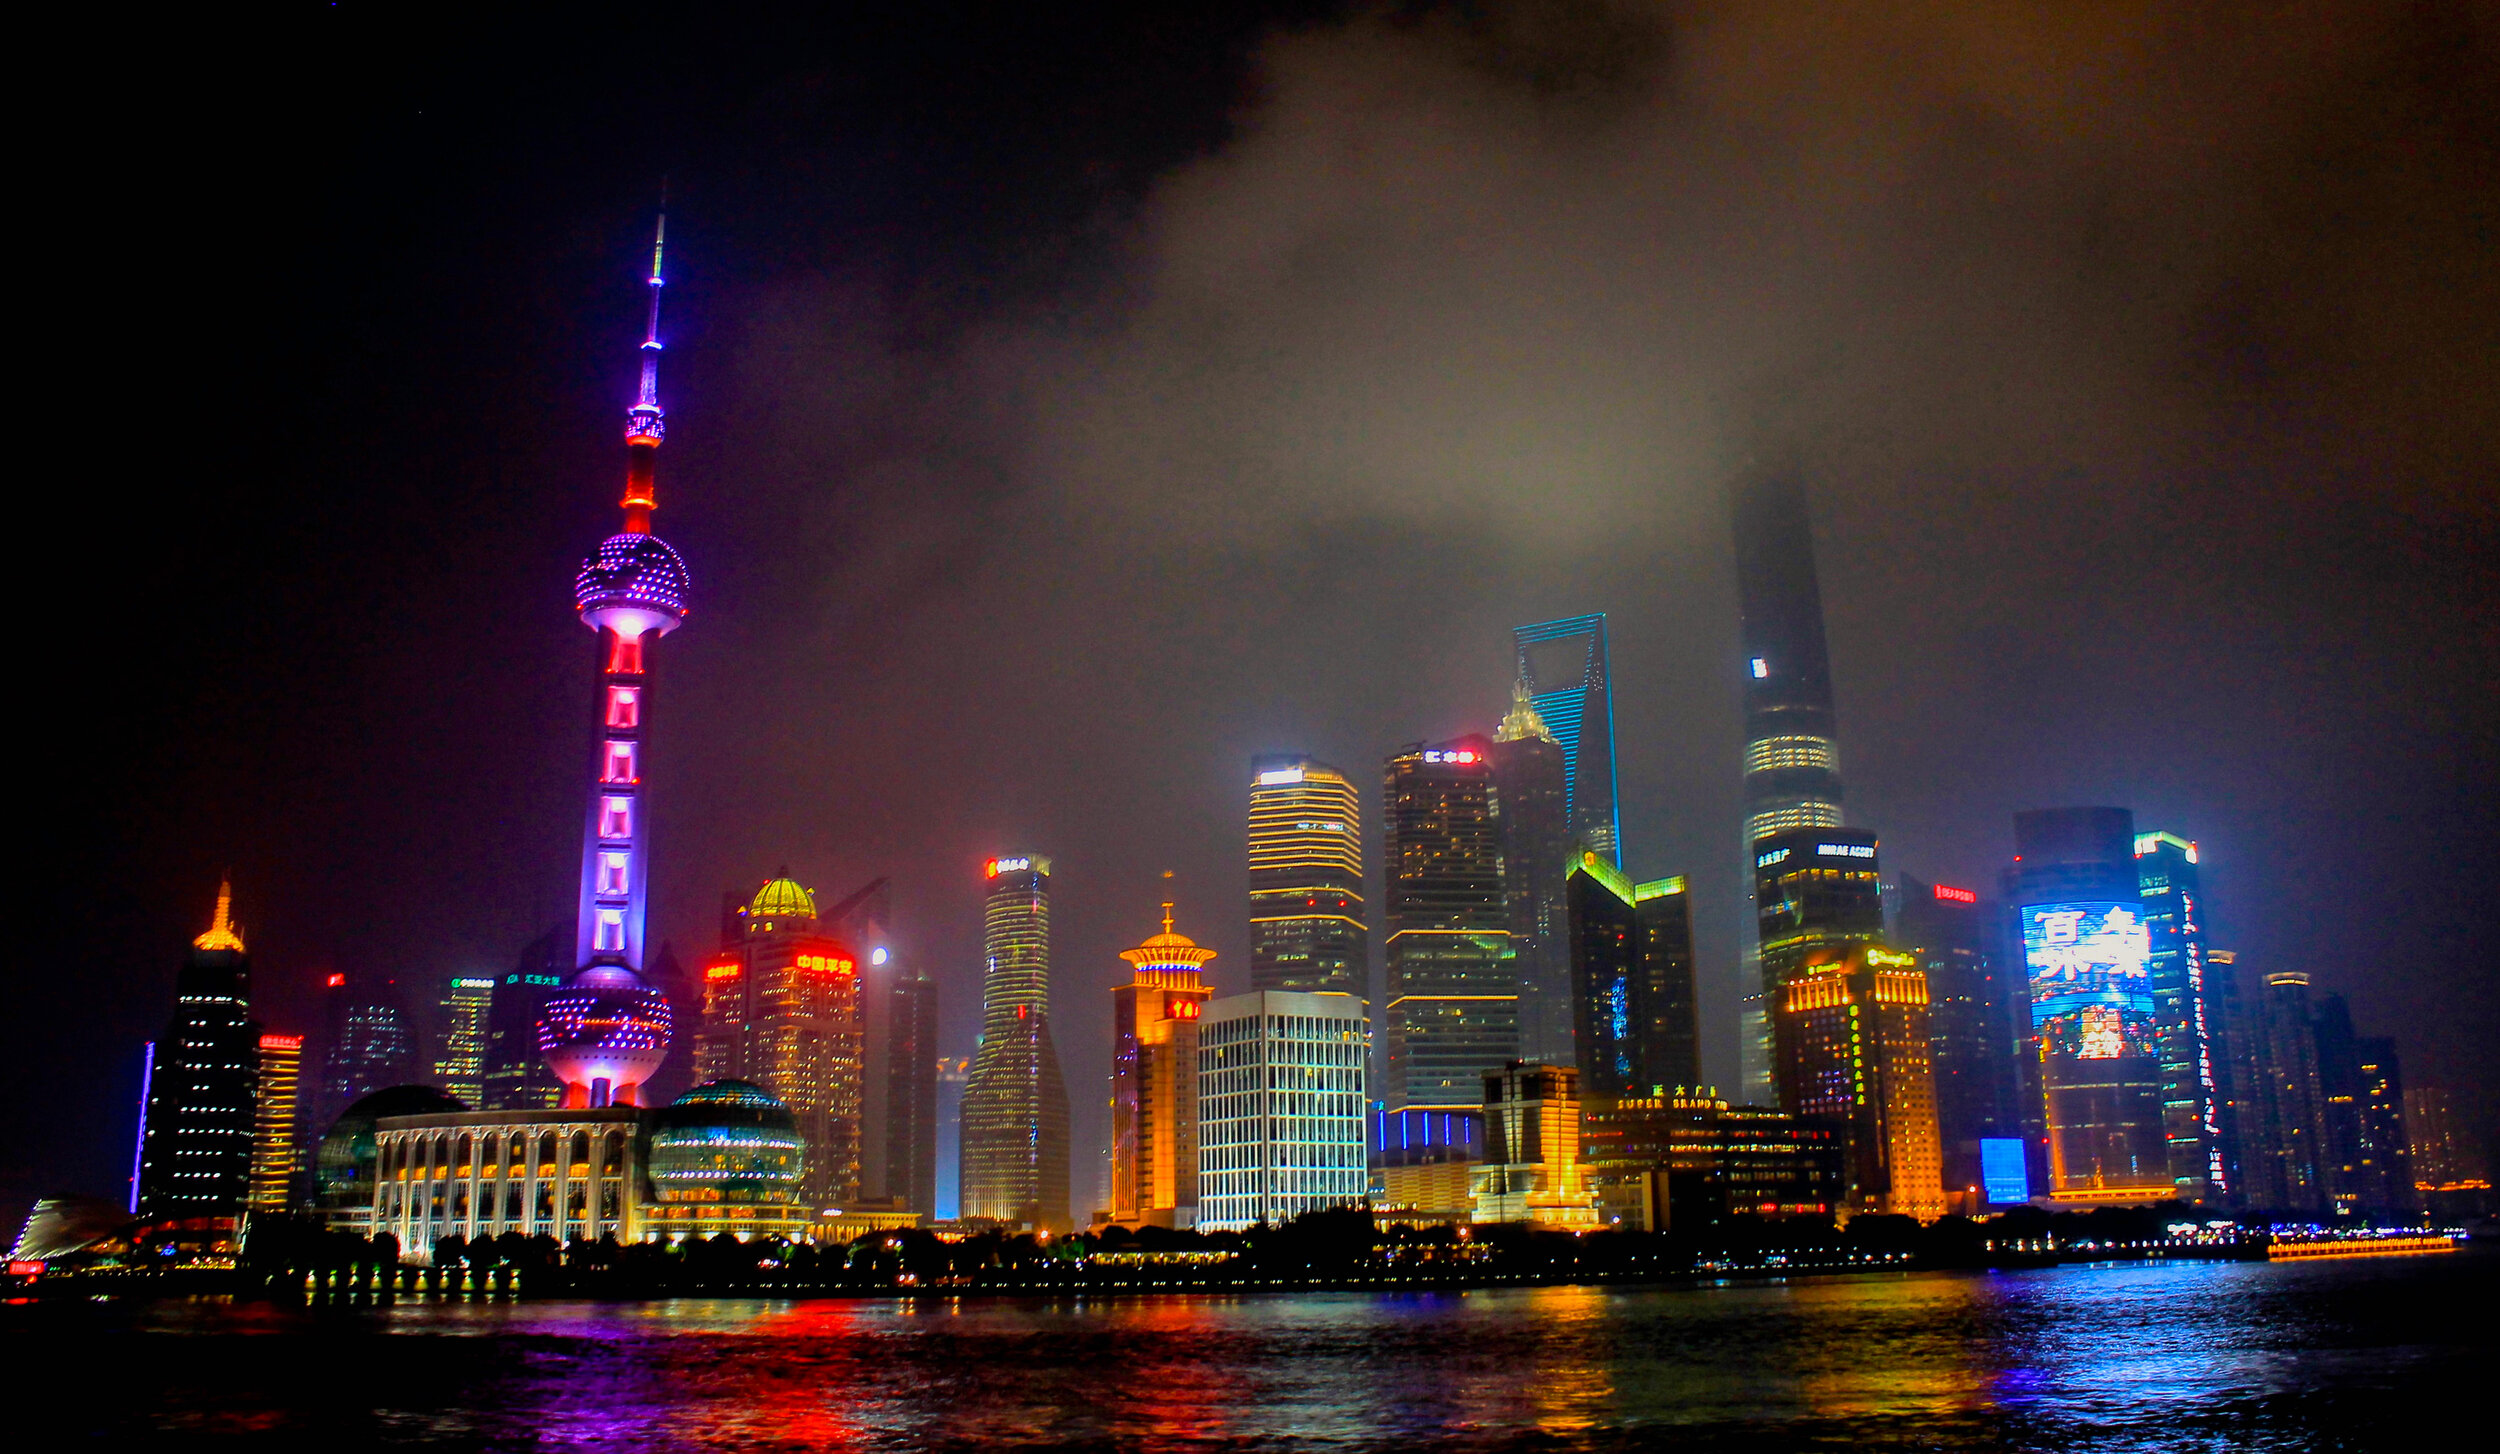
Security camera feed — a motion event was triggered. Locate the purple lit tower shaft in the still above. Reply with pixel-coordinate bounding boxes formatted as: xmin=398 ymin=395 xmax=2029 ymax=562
xmin=544 ymin=214 xmax=688 ymax=1109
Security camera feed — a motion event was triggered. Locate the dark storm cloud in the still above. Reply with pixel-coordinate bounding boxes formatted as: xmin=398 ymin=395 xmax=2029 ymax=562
xmin=685 ymin=0 xmax=2494 ymax=1177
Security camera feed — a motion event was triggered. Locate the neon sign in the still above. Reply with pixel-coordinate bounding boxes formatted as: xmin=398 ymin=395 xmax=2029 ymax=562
xmin=986 ymin=857 xmax=1031 ymax=877
xmin=1256 ymin=768 xmax=1305 ymax=786
xmin=1933 ymin=884 xmax=1977 ymax=904
xmin=258 ymin=1033 xmax=303 ymax=1051
xmin=1816 ymin=843 xmax=1875 ymax=859
xmin=798 ymin=954 xmax=855 ymax=975
xmin=1756 ymin=847 xmax=1790 ymax=867
xmin=1421 ymin=749 xmax=1480 ymax=765
xmin=1751 ymin=658 xmax=1768 ymax=678
xmin=1165 ymin=999 xmax=1202 ymax=1020
xmin=325 ymin=973 xmax=346 ymax=988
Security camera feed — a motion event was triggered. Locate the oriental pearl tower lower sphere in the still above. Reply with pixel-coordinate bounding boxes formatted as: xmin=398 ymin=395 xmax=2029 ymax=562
xmin=538 ymin=966 xmax=674 ymax=1109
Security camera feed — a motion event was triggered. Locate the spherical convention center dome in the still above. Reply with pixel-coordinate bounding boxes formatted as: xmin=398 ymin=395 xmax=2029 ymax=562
xmin=316 ymin=1085 xmax=468 ymax=1206
xmin=748 ymin=875 xmax=817 ymax=923
xmin=536 ymin=965 xmax=673 ymax=1106
xmin=647 ymin=1079 xmax=807 ymax=1205
xmin=575 ymin=531 xmax=689 ymax=639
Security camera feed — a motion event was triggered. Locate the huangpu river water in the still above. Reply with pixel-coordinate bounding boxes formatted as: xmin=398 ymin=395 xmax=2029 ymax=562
xmin=13 ymin=1250 xmax=2484 ymax=1451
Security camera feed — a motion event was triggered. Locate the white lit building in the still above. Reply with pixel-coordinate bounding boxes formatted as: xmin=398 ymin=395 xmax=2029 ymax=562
xmin=1197 ymin=991 xmax=1369 ymax=1231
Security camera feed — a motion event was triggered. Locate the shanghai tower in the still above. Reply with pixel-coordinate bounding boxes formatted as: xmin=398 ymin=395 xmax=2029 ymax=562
xmin=539 ymin=214 xmax=686 ymax=1110
xmin=1734 ymin=467 xmax=1849 ymax=1103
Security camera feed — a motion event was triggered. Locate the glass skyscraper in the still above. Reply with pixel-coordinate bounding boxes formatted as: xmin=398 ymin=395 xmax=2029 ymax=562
xmin=1896 ymin=875 xmax=2017 ymax=1211
xmin=1381 ymin=738 xmax=1516 ymax=1111
xmin=1246 ymin=755 xmax=1367 ymax=999
xmin=434 ymin=975 xmax=494 ymax=1106
xmin=695 ymin=875 xmax=867 ymax=1206
xmin=1512 ymin=615 xmax=1623 ymax=864
xmin=1733 ymin=469 xmax=1848 ymax=1103
xmin=1563 ymin=852 xmax=1701 ymax=1100
xmin=959 ymin=855 xmax=1072 ymax=1231
xmin=2135 ymin=831 xmax=2234 ymax=1204
xmin=1491 ymin=683 xmax=1574 ymax=1067
xmin=1196 ymin=990 xmax=1369 ymax=1230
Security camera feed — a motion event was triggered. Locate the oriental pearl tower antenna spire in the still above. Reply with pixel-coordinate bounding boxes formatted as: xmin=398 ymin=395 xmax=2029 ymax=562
xmin=536 ymin=207 xmax=689 ymax=1110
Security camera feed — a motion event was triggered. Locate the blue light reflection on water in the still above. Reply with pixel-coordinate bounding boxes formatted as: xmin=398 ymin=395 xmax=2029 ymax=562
xmin=29 ymin=1251 xmax=2487 ymax=1451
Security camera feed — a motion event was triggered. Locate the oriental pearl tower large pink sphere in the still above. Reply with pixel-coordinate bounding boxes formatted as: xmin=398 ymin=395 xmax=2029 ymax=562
xmin=538 ymin=966 xmax=673 ymax=1109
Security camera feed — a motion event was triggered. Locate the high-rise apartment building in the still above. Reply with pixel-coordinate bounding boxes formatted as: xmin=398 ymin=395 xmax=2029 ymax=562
xmin=434 ymin=976 xmax=495 ymax=1106
xmin=1382 ymin=738 xmax=1516 ymax=1110
xmin=884 ymin=960 xmax=939 ymax=1216
xmin=1473 ymin=1062 xmax=1599 ymax=1227
xmin=1246 ymin=756 xmax=1367 ymax=999
xmin=2241 ymin=969 xmax=2332 ymax=1215
xmin=1109 ymin=906 xmax=1215 ymax=1229
xmin=696 ymin=875 xmax=865 ymax=1206
xmin=1562 ymin=852 xmax=1699 ymax=1100
xmin=2312 ymin=998 xmax=2416 ymax=1220
xmin=2404 ymin=1086 xmax=2492 ymax=1216
xmin=249 ymin=1032 xmax=302 ymax=1213
xmin=1895 ymin=876 xmax=2016 ymax=1212
xmin=960 ymin=855 xmax=1072 ymax=1231
xmin=1512 ymin=615 xmax=1622 ymax=863
xmin=1772 ymin=942 xmax=1945 ymax=1221
xmin=1196 ymin=990 xmax=1369 ymax=1231
xmin=2135 ymin=831 xmax=2232 ymax=1204
xmin=1491 ymin=684 xmax=1574 ymax=1067
xmin=137 ymin=882 xmax=260 ymax=1218
xmin=1734 ymin=469 xmax=1848 ymax=1103
xmin=2008 ymin=808 xmax=2170 ymax=1203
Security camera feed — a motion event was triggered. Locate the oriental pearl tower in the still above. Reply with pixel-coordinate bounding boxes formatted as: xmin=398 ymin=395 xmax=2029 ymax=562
xmin=536 ymin=214 xmax=687 ymax=1109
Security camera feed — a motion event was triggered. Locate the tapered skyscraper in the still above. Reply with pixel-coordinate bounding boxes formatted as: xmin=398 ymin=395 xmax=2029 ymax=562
xmin=961 ymin=855 xmax=1072 ymax=1230
xmin=1734 ymin=467 xmax=1848 ymax=1102
xmin=540 ymin=212 xmax=684 ymax=1110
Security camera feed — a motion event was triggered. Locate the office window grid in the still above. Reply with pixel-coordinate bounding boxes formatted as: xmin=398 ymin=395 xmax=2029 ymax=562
xmin=1197 ymin=1004 xmax=1369 ymax=1231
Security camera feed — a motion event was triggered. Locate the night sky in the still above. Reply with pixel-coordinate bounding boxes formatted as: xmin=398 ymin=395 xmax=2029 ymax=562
xmin=20 ymin=2 xmax=2497 ymax=1219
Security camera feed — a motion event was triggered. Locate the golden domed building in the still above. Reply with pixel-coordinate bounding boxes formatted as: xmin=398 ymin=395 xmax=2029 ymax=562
xmin=695 ymin=874 xmax=865 ymax=1209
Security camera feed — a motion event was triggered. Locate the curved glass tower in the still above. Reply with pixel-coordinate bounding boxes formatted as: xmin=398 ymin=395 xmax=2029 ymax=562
xmin=960 ymin=855 xmax=1072 ymax=1230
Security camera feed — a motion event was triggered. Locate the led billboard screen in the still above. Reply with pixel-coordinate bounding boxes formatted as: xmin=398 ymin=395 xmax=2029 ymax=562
xmin=2023 ymin=901 xmax=2154 ymax=1047
xmin=1980 ymin=1137 xmax=2030 ymax=1205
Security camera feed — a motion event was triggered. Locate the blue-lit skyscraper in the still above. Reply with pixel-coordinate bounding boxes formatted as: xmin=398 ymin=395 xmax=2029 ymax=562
xmin=1512 ymin=615 xmax=1623 ymax=866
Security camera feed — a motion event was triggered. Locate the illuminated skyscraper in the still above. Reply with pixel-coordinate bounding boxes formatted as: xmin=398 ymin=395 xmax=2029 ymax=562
xmin=434 ymin=976 xmax=494 ymax=1105
xmin=249 ymin=1032 xmax=303 ymax=1213
xmin=695 ymin=876 xmax=865 ymax=1206
xmin=2134 ymin=831 xmax=2233 ymax=1204
xmin=318 ymin=972 xmax=413 ymax=1126
xmin=1734 ymin=469 xmax=1848 ymax=1103
xmin=961 ymin=855 xmax=1072 ymax=1230
xmin=1563 ymin=852 xmax=1699 ymax=1100
xmin=2008 ymin=808 xmax=2169 ymax=1202
xmin=1246 ymin=755 xmax=1366 ymax=999
xmin=137 ymin=882 xmax=260 ymax=1218
xmin=1753 ymin=827 xmax=1884 ymax=1013
xmin=480 ymin=927 xmax=566 ymax=1111
xmin=1772 ymin=942 xmax=1945 ymax=1221
xmin=1896 ymin=875 xmax=2017 ymax=1212
xmin=2404 ymin=1086 xmax=2492 ymax=1217
xmin=885 ymin=958 xmax=940 ymax=1216
xmin=1381 ymin=738 xmax=1515 ymax=1111
xmin=537 ymin=210 xmax=687 ymax=1113
xmin=1512 ymin=615 xmax=1622 ymax=863
xmin=1491 ymin=683 xmax=1574 ymax=1066
xmin=1109 ymin=905 xmax=1215 ymax=1229
xmin=1196 ymin=990 xmax=1369 ymax=1230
